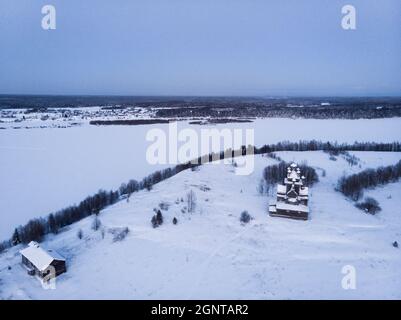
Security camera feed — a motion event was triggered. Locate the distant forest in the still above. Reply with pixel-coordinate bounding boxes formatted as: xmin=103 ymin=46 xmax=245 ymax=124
xmin=1 ymin=95 xmax=401 ymax=119
xmin=1 ymin=140 xmax=401 ymax=253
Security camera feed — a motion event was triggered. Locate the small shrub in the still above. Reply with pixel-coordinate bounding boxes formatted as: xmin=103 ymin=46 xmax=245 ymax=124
xmin=112 ymin=227 xmax=129 ymax=242
xmin=355 ymin=197 xmax=381 ymax=215
xmin=159 ymin=202 xmax=170 ymax=211
xmin=173 ymin=217 xmax=178 ymax=225
xmin=151 ymin=216 xmax=158 ymax=228
xmin=393 ymin=241 xmax=398 ymax=248
xmin=240 ymin=211 xmax=252 ymax=224
xmin=151 ymin=210 xmax=164 ymax=228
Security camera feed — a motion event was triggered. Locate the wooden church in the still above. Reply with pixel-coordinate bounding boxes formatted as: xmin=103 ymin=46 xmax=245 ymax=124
xmin=268 ymin=163 xmax=310 ymax=220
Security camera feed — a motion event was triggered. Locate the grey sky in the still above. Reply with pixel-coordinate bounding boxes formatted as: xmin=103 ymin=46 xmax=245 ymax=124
xmin=0 ymin=0 xmax=400 ymax=96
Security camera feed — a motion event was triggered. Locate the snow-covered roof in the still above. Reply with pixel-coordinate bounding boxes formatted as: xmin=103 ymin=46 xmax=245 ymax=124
xmin=288 ymin=170 xmax=299 ymax=180
xmin=299 ymin=187 xmax=309 ymax=196
xmin=276 ymin=202 xmax=309 ymax=213
xmin=284 ymin=178 xmax=302 ymax=186
xmin=19 ymin=242 xmax=65 ymax=271
xmin=277 ymin=184 xmax=286 ymax=194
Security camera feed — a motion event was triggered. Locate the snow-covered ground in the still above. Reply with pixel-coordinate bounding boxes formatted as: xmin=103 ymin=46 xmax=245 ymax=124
xmin=1 ymin=151 xmax=401 ymax=299
xmin=1 ymin=117 xmax=400 ymax=240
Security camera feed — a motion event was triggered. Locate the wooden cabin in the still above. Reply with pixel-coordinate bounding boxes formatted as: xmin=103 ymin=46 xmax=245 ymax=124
xmin=269 ymin=163 xmax=310 ymax=220
xmin=20 ymin=241 xmax=66 ymax=278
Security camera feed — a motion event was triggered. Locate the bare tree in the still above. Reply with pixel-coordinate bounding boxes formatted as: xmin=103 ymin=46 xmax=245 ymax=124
xmin=91 ymin=216 xmax=102 ymax=231
xmin=186 ymin=190 xmax=197 ymax=214
xmin=77 ymin=229 xmax=83 ymax=239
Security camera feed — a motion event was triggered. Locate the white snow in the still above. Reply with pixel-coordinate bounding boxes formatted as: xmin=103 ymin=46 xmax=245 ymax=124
xmin=275 ymin=202 xmax=309 ymax=213
xmin=1 ymin=151 xmax=401 ymax=299
xmin=1 ymin=117 xmax=400 ymax=239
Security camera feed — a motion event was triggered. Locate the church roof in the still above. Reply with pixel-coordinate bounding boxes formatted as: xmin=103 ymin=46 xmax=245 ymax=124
xmin=277 ymin=184 xmax=286 ymax=194
xmin=276 ymin=202 xmax=309 ymax=213
xmin=288 ymin=170 xmax=299 ymax=180
xmin=299 ymin=187 xmax=309 ymax=196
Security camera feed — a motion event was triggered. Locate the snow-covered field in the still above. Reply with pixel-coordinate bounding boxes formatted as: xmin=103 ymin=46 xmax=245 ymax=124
xmin=1 ymin=151 xmax=401 ymax=299
xmin=1 ymin=117 xmax=400 ymax=240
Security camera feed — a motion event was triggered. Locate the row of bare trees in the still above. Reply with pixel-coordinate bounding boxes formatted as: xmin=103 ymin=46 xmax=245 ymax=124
xmin=337 ymin=160 xmax=401 ymax=200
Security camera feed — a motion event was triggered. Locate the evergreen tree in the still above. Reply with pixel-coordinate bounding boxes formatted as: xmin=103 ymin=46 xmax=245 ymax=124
xmin=12 ymin=228 xmax=21 ymax=246
xmin=48 ymin=213 xmax=59 ymax=234
xmin=156 ymin=210 xmax=163 ymax=225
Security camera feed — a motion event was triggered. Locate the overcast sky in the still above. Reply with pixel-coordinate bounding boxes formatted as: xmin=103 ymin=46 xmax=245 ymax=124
xmin=0 ymin=0 xmax=400 ymax=96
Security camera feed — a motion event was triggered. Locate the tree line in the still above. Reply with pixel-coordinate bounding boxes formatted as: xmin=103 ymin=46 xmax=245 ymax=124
xmin=337 ymin=160 xmax=401 ymax=200
xmin=254 ymin=141 xmax=401 ymax=154
xmin=263 ymin=161 xmax=319 ymax=187
xmin=1 ymin=140 xmax=400 ymax=253
xmin=260 ymin=161 xmax=319 ymax=195
xmin=154 ymin=99 xmax=401 ymax=120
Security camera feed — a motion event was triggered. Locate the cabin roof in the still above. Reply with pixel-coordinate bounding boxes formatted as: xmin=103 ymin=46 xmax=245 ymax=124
xmin=19 ymin=242 xmax=65 ymax=271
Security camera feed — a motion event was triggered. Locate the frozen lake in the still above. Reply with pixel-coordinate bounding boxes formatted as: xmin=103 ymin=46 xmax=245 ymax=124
xmin=0 ymin=117 xmax=400 ymax=240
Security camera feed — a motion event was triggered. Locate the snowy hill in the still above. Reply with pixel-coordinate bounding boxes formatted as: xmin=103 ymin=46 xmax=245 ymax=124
xmin=1 ymin=151 xmax=401 ymax=299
